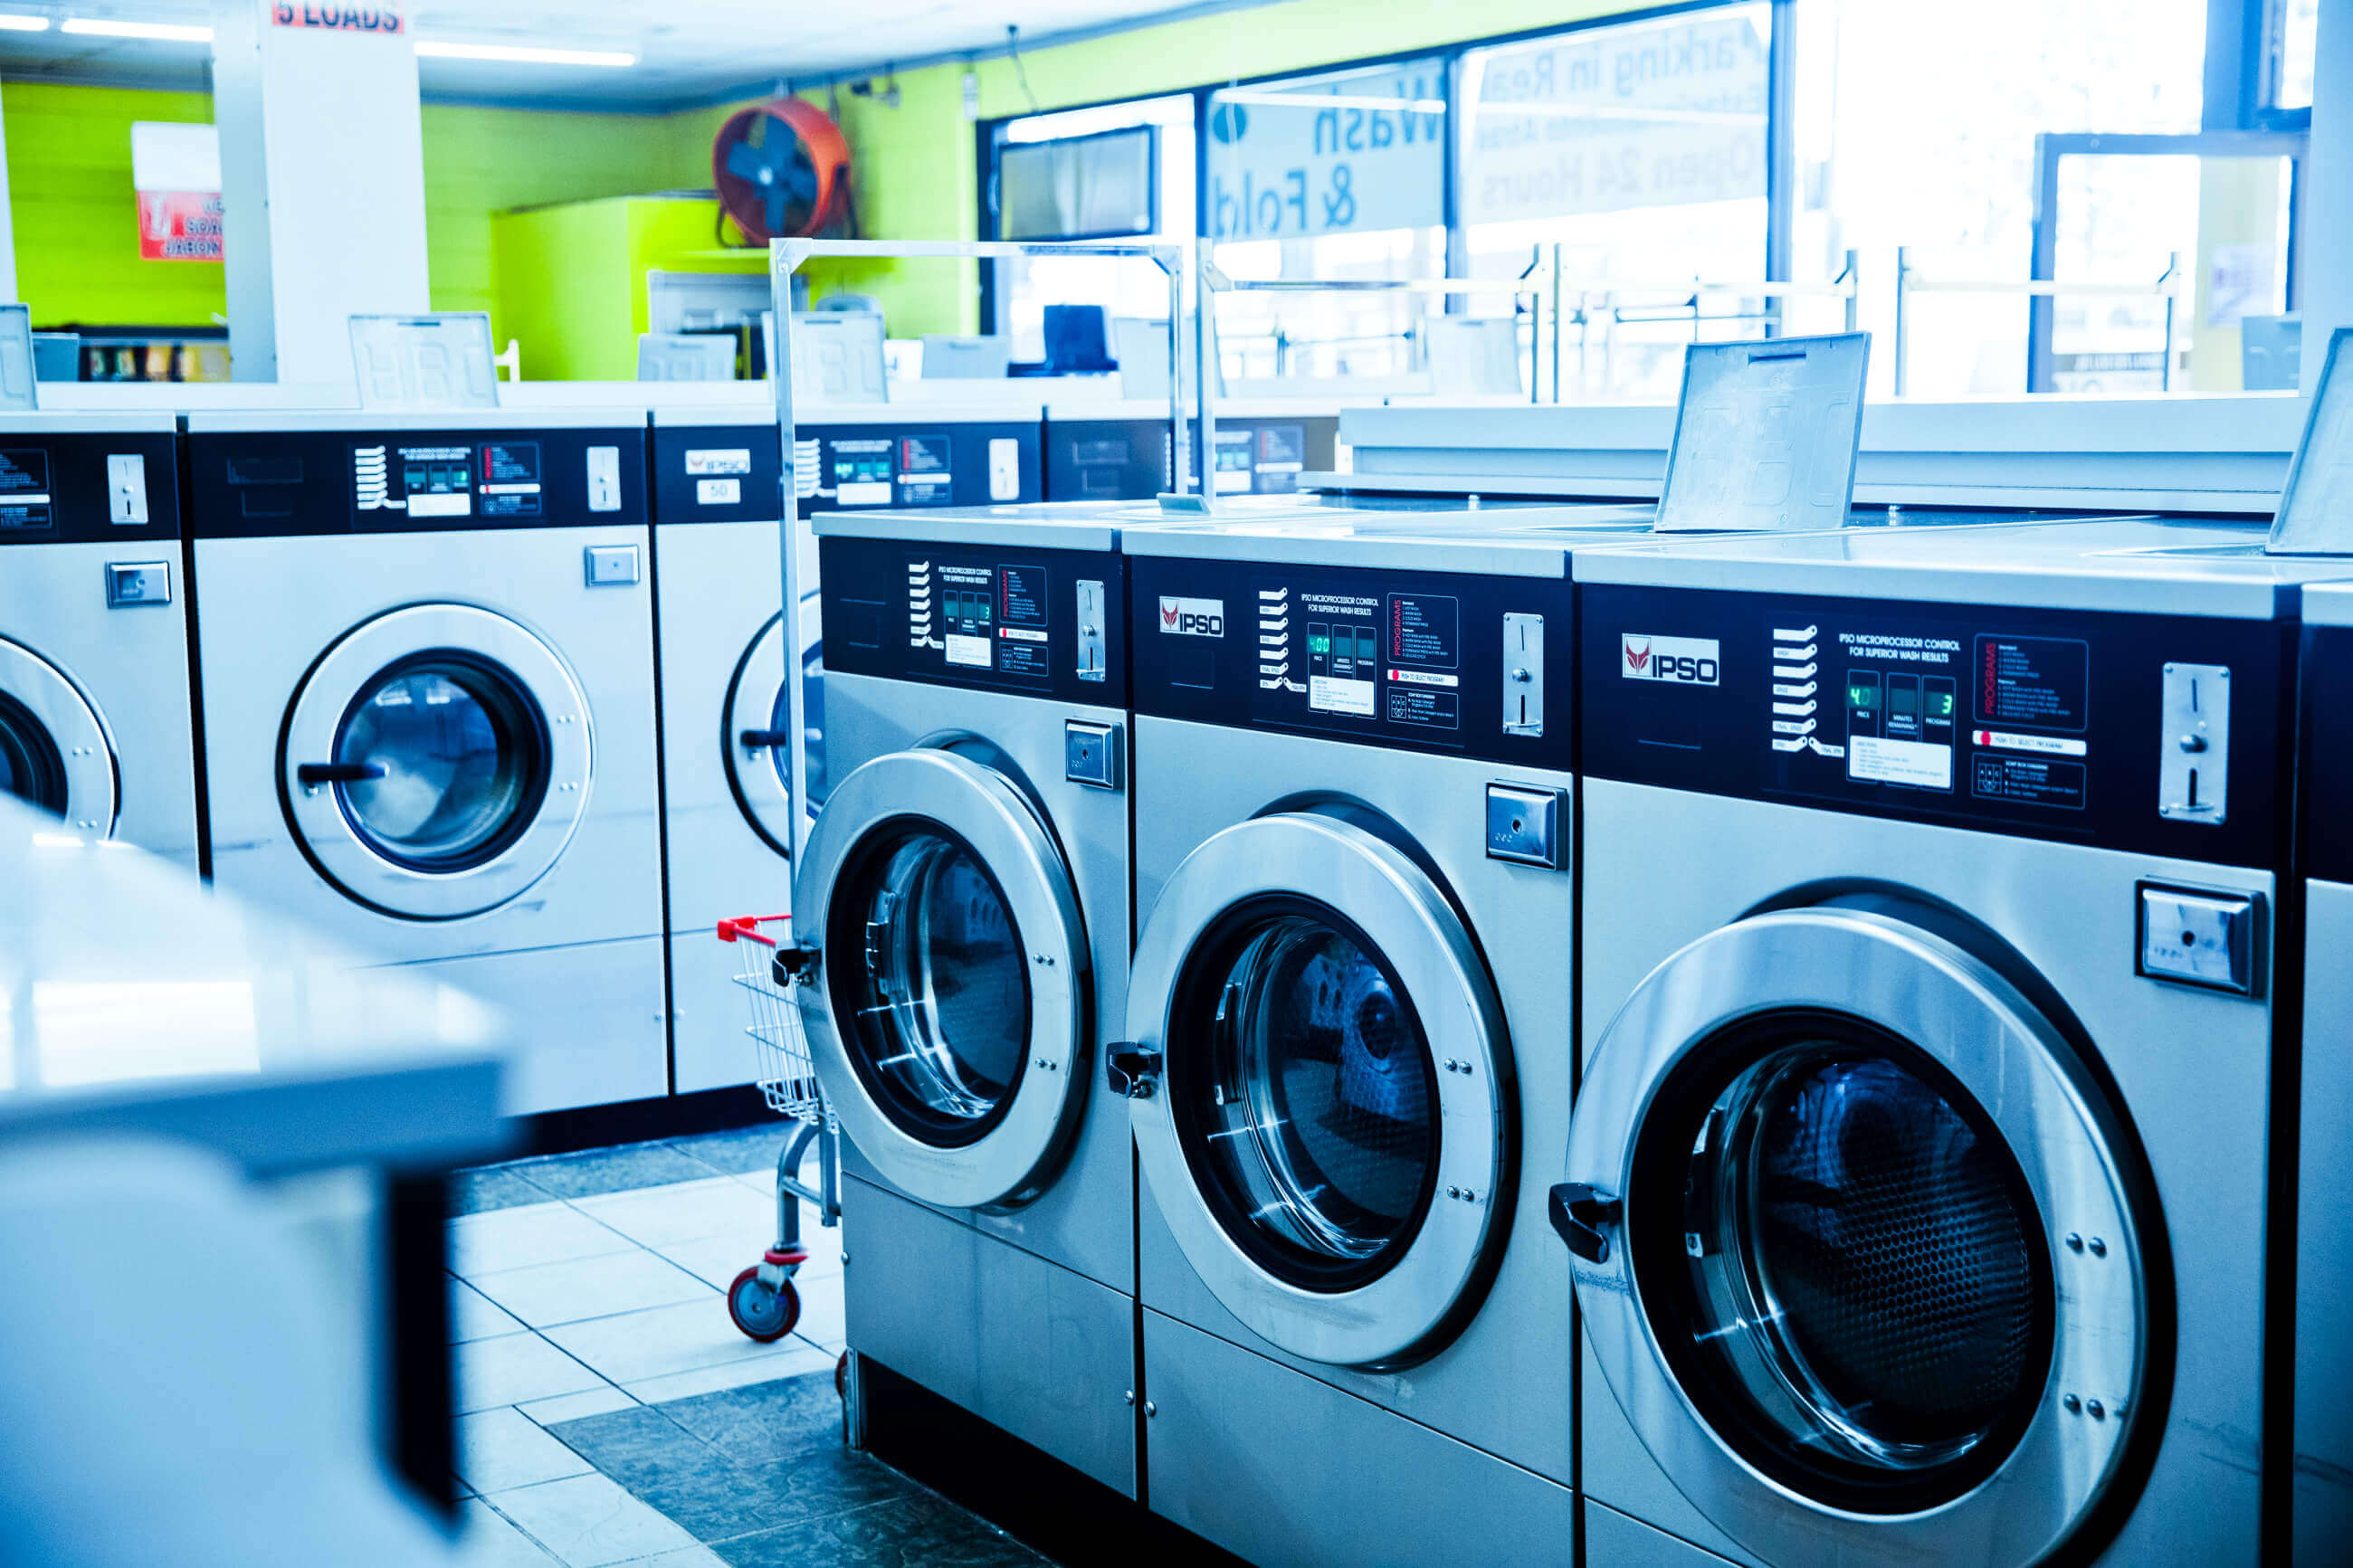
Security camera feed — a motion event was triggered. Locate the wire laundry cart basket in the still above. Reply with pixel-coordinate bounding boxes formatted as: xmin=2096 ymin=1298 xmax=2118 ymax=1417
xmin=715 ymin=913 xmax=839 ymax=1342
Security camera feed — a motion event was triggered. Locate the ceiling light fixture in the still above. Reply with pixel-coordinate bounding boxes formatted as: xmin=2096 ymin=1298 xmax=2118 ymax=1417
xmin=0 ymin=14 xmax=52 ymax=31
xmin=414 ymin=40 xmax=634 ymax=68
xmin=62 ymin=17 xmax=213 ymax=41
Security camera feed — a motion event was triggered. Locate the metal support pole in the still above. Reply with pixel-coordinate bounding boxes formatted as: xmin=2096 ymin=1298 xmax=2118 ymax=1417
xmin=1840 ymin=249 xmax=1860 ymax=334
xmin=1893 ymin=245 xmax=1911 ymax=397
xmin=2159 ymin=250 xmax=2179 ymax=392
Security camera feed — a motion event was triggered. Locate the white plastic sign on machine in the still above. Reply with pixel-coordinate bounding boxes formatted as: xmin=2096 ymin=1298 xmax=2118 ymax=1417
xmin=2267 ymin=325 xmax=2353 ymax=556
xmin=1653 ymin=330 xmax=1870 ymax=533
xmin=348 ymin=312 xmax=500 ymax=411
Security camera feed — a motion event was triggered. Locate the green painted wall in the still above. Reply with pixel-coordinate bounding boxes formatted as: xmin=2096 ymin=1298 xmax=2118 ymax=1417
xmin=5 ymin=82 xmax=225 ymax=328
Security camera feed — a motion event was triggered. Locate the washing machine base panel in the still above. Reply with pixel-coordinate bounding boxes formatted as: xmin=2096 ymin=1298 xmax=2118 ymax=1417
xmin=841 ymin=1175 xmax=1137 ymax=1498
xmin=1141 ymin=1309 xmax=1577 ymax=1568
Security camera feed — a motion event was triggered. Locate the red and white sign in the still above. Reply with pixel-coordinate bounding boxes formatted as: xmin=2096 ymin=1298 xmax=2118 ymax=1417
xmin=138 ymin=190 xmax=225 ymax=262
xmin=272 ymin=3 xmax=404 ymax=32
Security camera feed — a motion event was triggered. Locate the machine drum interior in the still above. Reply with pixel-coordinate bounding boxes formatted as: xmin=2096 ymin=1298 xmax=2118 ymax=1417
xmin=830 ymin=822 xmax=1032 ymax=1148
xmin=1634 ymin=1012 xmax=2055 ymax=1514
xmin=1170 ymin=899 xmax=1443 ymax=1293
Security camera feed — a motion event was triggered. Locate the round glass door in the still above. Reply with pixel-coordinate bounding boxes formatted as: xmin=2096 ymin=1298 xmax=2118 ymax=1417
xmin=795 ymin=747 xmax=1089 ymax=1212
xmin=1564 ymin=907 xmax=2153 ymax=1563
xmin=1633 ymin=1012 xmax=2052 ymax=1512
xmin=1168 ymin=902 xmax=1439 ymax=1292
xmin=0 ymin=636 xmax=118 ymax=836
xmin=1128 ymin=813 xmax=1509 ymax=1370
xmin=722 ymin=613 xmax=796 ymax=858
xmin=282 ymin=605 xmax=591 ymax=920
xmin=831 ymin=824 xmax=1031 ymax=1146
xmin=331 ymin=654 xmax=549 ymax=872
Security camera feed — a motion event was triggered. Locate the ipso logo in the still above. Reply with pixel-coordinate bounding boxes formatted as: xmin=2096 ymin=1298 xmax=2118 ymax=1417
xmin=1622 ymin=633 xmax=1720 ymax=686
xmin=1159 ymin=596 xmax=1225 ymax=637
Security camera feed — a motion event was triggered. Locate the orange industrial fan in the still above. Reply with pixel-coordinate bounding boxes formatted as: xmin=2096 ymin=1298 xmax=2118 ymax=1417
xmin=712 ymin=99 xmax=853 ymax=242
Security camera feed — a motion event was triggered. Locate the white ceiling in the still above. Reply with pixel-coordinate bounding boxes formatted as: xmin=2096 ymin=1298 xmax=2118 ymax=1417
xmin=0 ymin=0 xmax=1234 ymax=109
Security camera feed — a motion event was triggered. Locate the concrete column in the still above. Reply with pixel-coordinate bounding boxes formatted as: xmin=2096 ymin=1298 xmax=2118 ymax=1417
xmin=2302 ymin=0 xmax=2353 ymax=383
xmin=212 ymin=6 xmax=430 ymax=385
xmin=0 ymin=82 xmax=18 ymax=305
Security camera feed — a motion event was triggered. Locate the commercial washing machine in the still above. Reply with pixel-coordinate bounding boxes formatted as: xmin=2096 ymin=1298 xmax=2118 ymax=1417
xmin=2293 ymin=579 xmax=2353 ymax=1563
xmin=186 ymin=409 xmax=667 ymax=1115
xmin=646 ymin=406 xmax=819 ymax=1094
xmin=1110 ymin=515 xmax=1604 ymax=1566
xmin=0 ymin=411 xmax=196 ymax=870
xmin=789 ymin=506 xmax=1138 ymax=1495
xmin=1559 ymin=516 xmax=2331 ymax=1566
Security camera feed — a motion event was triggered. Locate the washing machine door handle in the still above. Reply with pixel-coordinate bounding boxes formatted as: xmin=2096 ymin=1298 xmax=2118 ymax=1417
xmin=294 ymin=761 xmax=388 ymax=787
xmin=1548 ymin=1183 xmax=1620 ymax=1265
xmin=738 ymin=727 xmax=792 ymax=751
xmin=1105 ymin=1042 xmax=1161 ymax=1099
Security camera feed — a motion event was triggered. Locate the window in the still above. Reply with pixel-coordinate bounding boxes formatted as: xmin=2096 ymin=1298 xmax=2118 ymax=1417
xmin=2272 ymin=0 xmax=2320 ymax=112
xmin=1460 ymin=5 xmax=1775 ymax=402
xmin=1205 ymin=59 xmax=1451 ymax=384
xmin=990 ymin=95 xmax=1196 ymax=364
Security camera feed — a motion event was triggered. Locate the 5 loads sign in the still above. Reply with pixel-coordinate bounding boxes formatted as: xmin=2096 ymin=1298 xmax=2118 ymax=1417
xmin=272 ymin=3 xmax=404 ymax=30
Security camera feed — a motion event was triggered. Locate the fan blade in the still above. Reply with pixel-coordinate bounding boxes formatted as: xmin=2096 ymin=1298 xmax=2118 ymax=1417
xmin=765 ymin=183 xmax=790 ymax=235
xmin=724 ymin=140 xmax=769 ymax=185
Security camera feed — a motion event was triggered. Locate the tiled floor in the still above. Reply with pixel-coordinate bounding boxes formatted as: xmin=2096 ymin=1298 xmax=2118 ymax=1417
xmin=449 ymin=1127 xmax=1048 ymax=1567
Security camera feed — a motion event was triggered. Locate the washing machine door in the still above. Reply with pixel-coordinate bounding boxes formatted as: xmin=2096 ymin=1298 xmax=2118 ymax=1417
xmin=793 ymin=747 xmax=1089 ymax=1211
xmin=1122 ymin=813 xmax=1510 ymax=1371
xmin=1560 ymin=907 xmax=2154 ymax=1564
xmin=281 ymin=604 xmax=592 ymax=919
xmin=721 ymin=608 xmax=825 ymax=857
xmin=0 ymin=636 xmax=116 ymax=836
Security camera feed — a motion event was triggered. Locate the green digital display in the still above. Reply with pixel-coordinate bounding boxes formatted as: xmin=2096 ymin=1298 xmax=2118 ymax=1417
xmin=1929 ymin=689 xmax=1955 ymax=717
xmin=1849 ymin=683 xmax=1877 ymax=708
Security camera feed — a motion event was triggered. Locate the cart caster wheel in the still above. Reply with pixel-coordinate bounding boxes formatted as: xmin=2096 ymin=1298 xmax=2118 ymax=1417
xmin=728 ymin=1267 xmax=799 ymax=1342
xmin=835 ymin=1351 xmax=851 ymax=1398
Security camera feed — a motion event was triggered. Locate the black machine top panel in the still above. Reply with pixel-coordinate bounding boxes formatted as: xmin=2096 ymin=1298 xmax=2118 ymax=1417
xmin=0 ymin=429 xmax=182 ymax=546
xmin=1044 ymin=415 xmax=1338 ymax=502
xmin=651 ymin=423 xmax=784 ymax=525
xmin=1579 ymin=582 xmax=2289 ymax=870
xmin=2302 ymin=623 xmax=2353 ymax=884
xmin=1129 ymin=552 xmax=1573 ymax=772
xmin=819 ymin=534 xmax=1127 ymax=704
xmin=186 ymin=424 xmax=648 ymax=538
xmin=794 ymin=422 xmax=1043 ymax=512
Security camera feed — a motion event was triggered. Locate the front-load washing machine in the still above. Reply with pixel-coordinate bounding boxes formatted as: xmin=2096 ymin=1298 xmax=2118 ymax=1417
xmin=1561 ymin=516 xmax=2331 ymax=1566
xmin=0 ymin=412 xmax=196 ymax=870
xmin=790 ymin=506 xmax=1138 ymax=1496
xmin=186 ymin=410 xmax=667 ymax=1115
xmin=1111 ymin=517 xmax=1602 ymax=1566
xmin=2293 ymin=579 xmax=2353 ymax=1562
xmin=645 ymin=406 xmax=823 ymax=1094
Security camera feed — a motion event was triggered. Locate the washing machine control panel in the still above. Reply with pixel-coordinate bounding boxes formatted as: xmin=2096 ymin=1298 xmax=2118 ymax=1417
xmin=819 ymin=534 xmax=1127 ymax=702
xmin=1129 ymin=555 xmax=1573 ymax=771
xmin=1580 ymin=584 xmax=2286 ymax=869
xmin=1043 ymin=416 xmax=1336 ymax=502
xmin=779 ymin=424 xmax=1040 ymax=513
xmin=650 ymin=424 xmax=784 ymax=525
xmin=186 ymin=424 xmax=647 ymax=537
xmin=0 ymin=430 xmax=180 ymax=546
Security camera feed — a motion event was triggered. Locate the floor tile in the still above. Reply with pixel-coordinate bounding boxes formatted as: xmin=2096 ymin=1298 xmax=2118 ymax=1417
xmin=665 ymin=1124 xmax=795 ymax=1176
xmin=452 ymin=1165 xmax=558 ymax=1217
xmin=571 ymin=1177 xmax=774 ymax=1251
xmin=455 ymin=1497 xmax=561 ymax=1567
xmin=644 ymin=1372 xmax=843 ymax=1469
xmin=456 ymin=1332 xmax=609 ymax=1414
xmin=550 ymin=1400 xmax=912 ymax=1545
xmin=710 ymin=1490 xmax=1046 ymax=1567
xmin=472 ymin=1249 xmax=716 ymax=1330
xmin=450 ymin=1278 xmax=530 ymax=1345
xmin=543 ymin=1297 xmax=802 ymax=1386
xmin=634 ymin=1549 xmax=732 ymax=1568
xmin=451 ymin=1202 xmax=636 ymax=1278
xmin=512 ymin=1141 xmax=724 ymax=1201
xmin=622 ymin=1341 xmax=836 ymax=1406
xmin=454 ymin=1406 xmax=595 ymax=1494
xmin=488 ymin=1472 xmax=702 ymax=1568
xmin=519 ymin=1386 xmax=638 ymax=1427
xmin=785 ymin=1277 xmax=844 ymax=1347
